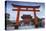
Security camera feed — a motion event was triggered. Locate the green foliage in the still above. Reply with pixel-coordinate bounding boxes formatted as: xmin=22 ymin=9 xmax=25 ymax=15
xmin=38 ymin=18 xmax=42 ymax=27
xmin=5 ymin=13 xmax=10 ymax=20
xmin=5 ymin=13 xmax=10 ymax=25
xmin=30 ymin=17 xmax=42 ymax=27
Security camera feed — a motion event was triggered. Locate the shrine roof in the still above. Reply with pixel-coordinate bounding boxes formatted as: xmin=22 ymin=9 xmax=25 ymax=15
xmin=21 ymin=15 xmax=32 ymax=19
xmin=12 ymin=4 xmax=40 ymax=8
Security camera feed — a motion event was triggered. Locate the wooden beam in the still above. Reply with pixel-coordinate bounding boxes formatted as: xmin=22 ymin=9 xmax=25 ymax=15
xmin=12 ymin=9 xmax=40 ymax=12
xmin=33 ymin=8 xmax=39 ymax=28
xmin=15 ymin=7 xmax=20 ymax=26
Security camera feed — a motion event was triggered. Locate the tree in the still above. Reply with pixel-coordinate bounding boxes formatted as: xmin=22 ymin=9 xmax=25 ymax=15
xmin=5 ymin=13 xmax=10 ymax=30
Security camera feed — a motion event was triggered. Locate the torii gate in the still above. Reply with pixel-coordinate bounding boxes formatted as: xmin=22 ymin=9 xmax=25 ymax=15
xmin=12 ymin=4 xmax=40 ymax=29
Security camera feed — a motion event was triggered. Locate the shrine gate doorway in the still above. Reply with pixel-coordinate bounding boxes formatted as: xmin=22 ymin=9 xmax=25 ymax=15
xmin=12 ymin=4 xmax=40 ymax=29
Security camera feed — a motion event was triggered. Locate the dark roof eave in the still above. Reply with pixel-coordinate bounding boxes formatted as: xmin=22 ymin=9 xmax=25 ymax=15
xmin=12 ymin=4 xmax=40 ymax=8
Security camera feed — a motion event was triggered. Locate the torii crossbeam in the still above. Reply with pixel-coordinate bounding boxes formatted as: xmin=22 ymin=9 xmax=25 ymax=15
xmin=12 ymin=4 xmax=40 ymax=29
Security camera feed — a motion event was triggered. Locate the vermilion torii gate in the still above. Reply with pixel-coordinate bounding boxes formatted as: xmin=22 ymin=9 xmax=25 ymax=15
xmin=12 ymin=4 xmax=40 ymax=29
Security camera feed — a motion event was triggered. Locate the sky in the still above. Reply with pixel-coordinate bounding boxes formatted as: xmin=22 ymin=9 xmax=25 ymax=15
xmin=5 ymin=1 xmax=45 ymax=22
